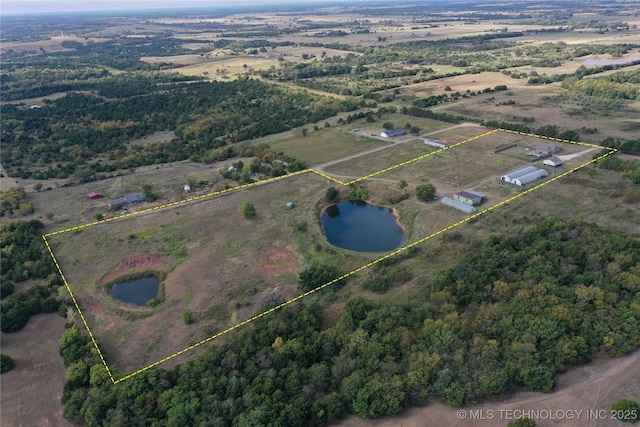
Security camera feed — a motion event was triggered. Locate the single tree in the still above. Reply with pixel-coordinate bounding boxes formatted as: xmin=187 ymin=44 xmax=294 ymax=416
xmin=0 ymin=353 xmax=14 ymax=374
xmin=415 ymin=183 xmax=436 ymax=201
xmin=611 ymin=398 xmax=640 ymax=423
xmin=140 ymin=183 xmax=156 ymax=202
xmin=239 ymin=202 xmax=256 ymax=219
xmin=398 ymin=180 xmax=408 ymax=194
xmin=325 ymin=187 xmax=339 ymax=203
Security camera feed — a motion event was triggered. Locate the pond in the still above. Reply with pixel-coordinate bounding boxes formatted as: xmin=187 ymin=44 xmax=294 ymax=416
xmin=581 ymin=56 xmax=639 ymax=66
xmin=109 ymin=277 xmax=159 ymax=306
xmin=321 ymin=200 xmax=406 ymax=252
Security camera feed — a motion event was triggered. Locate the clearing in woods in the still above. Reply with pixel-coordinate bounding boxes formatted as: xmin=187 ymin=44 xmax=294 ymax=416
xmin=44 ymin=128 xmax=615 ymax=383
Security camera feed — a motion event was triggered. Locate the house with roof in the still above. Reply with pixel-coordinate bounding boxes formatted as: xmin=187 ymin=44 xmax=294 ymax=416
xmin=380 ymin=129 xmax=406 ymax=138
xmin=108 ymin=193 xmax=145 ymax=209
xmin=536 ymin=144 xmax=561 ymax=156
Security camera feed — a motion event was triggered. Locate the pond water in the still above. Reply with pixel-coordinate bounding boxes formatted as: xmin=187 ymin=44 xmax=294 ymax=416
xmin=109 ymin=277 xmax=159 ymax=306
xmin=581 ymin=56 xmax=639 ymax=66
xmin=321 ymin=200 xmax=405 ymax=252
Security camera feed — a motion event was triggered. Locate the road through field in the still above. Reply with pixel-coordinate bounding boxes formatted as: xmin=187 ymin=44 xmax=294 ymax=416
xmin=313 ymin=122 xmax=481 ymax=172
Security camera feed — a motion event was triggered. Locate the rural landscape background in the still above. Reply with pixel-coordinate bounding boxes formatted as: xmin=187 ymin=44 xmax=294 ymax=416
xmin=1 ymin=0 xmax=639 ymax=426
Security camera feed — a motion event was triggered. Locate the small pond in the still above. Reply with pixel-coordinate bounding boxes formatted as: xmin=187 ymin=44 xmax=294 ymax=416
xmin=109 ymin=277 xmax=159 ymax=306
xmin=581 ymin=56 xmax=639 ymax=66
xmin=321 ymin=200 xmax=405 ymax=252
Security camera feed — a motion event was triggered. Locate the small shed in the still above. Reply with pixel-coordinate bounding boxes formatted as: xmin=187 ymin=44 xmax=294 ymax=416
xmin=285 ymin=202 xmax=294 ymax=209
xmin=87 ymin=192 xmax=104 ymax=200
xmin=543 ymin=156 xmax=563 ymax=167
xmin=184 ymin=184 xmax=191 ymax=193
xmin=380 ymin=129 xmax=406 ymax=138
xmin=453 ymin=189 xmax=485 ymax=206
xmin=424 ymin=139 xmax=447 ymax=148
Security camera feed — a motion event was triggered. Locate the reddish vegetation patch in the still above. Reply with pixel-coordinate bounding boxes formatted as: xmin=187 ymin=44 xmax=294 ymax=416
xmin=102 ymin=253 xmax=171 ymax=283
xmin=256 ymin=248 xmax=297 ymax=278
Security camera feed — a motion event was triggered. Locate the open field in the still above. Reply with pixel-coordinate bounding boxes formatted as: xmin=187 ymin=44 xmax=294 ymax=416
xmin=0 ymin=314 xmax=72 ymax=427
xmin=434 ymin=84 xmax=640 ymax=143
xmin=267 ymin=129 xmax=388 ymax=166
xmin=323 ymin=126 xmax=489 ymax=178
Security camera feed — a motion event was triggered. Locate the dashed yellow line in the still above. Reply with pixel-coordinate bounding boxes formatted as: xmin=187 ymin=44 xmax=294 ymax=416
xmin=43 ymin=235 xmax=116 ymax=383
xmin=43 ymin=170 xmax=312 ymax=237
xmin=43 ymin=126 xmax=618 ymax=383
xmin=347 ymin=129 xmax=498 ymax=184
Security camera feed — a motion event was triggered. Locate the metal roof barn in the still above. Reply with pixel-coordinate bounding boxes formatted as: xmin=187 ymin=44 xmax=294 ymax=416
xmin=500 ymin=166 xmax=538 ymax=183
xmin=512 ymin=169 xmax=548 ymax=186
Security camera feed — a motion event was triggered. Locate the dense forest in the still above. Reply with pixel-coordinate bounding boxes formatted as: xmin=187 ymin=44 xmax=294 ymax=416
xmin=1 ymin=76 xmax=353 ymax=180
xmin=60 ymin=219 xmax=640 ymax=426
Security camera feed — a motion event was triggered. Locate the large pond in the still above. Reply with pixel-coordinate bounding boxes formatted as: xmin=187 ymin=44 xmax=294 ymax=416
xmin=109 ymin=277 xmax=159 ymax=306
xmin=581 ymin=56 xmax=639 ymax=66
xmin=321 ymin=200 xmax=406 ymax=252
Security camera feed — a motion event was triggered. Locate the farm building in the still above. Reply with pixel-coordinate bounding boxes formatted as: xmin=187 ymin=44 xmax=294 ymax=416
xmin=543 ymin=156 xmax=563 ymax=167
xmin=453 ymin=189 xmax=485 ymax=206
xmin=380 ymin=129 xmax=406 ymax=138
xmin=512 ymin=169 xmax=548 ymax=186
xmin=108 ymin=193 xmax=145 ymax=208
xmin=441 ymin=197 xmax=477 ymax=214
xmin=87 ymin=192 xmax=104 ymax=199
xmin=423 ymin=138 xmax=447 ymax=148
xmin=536 ymin=144 xmax=561 ymax=156
xmin=500 ymin=166 xmax=538 ymax=183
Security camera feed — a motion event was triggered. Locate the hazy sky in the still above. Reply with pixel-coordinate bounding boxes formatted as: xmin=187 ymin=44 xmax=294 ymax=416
xmin=1 ymin=0 xmax=328 ymax=15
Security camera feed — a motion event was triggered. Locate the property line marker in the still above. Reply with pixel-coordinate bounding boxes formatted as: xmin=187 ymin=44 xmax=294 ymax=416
xmin=43 ymin=127 xmax=617 ymax=383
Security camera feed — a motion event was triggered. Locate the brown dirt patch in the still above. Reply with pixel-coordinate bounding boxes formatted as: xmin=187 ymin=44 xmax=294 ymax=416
xmin=255 ymin=248 xmax=298 ymax=278
xmin=102 ymin=253 xmax=172 ymax=284
xmin=0 ymin=314 xmax=72 ymax=427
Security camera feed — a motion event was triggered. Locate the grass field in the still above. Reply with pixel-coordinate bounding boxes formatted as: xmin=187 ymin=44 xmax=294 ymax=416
xmin=267 ymin=128 xmax=388 ymax=166
xmin=323 ymin=125 xmax=488 ymax=178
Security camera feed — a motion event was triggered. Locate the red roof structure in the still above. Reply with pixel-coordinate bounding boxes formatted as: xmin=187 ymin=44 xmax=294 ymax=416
xmin=87 ymin=192 xmax=104 ymax=199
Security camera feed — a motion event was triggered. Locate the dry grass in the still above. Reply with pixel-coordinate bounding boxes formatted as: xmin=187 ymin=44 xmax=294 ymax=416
xmin=46 ymin=172 xmax=377 ymax=373
xmin=0 ymin=314 xmax=72 ymax=427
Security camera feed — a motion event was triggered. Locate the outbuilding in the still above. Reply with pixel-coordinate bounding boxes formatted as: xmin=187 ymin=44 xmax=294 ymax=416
xmin=453 ymin=189 xmax=485 ymax=206
xmin=441 ymin=197 xmax=477 ymax=214
xmin=500 ymin=166 xmax=538 ymax=183
xmin=512 ymin=169 xmax=548 ymax=186
xmin=543 ymin=156 xmax=563 ymax=167
xmin=184 ymin=184 xmax=191 ymax=193
xmin=87 ymin=192 xmax=104 ymax=199
xmin=285 ymin=202 xmax=294 ymax=209
xmin=423 ymin=138 xmax=447 ymax=148
xmin=380 ymin=129 xmax=406 ymax=138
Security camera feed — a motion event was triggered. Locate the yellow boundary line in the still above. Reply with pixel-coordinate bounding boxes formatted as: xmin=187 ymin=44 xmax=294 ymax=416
xmin=43 ymin=128 xmax=616 ymax=383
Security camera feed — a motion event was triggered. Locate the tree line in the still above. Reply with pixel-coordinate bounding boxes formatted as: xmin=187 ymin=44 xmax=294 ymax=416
xmin=59 ymin=218 xmax=640 ymax=425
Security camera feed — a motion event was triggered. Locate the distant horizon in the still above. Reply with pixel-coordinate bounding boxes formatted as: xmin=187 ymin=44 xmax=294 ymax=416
xmin=0 ymin=0 xmax=397 ymax=16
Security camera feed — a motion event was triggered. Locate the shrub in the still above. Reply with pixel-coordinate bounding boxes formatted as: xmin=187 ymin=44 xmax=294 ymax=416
xmin=182 ymin=309 xmax=194 ymax=325
xmin=238 ymin=202 xmax=256 ymax=219
xmin=611 ymin=398 xmax=640 ymax=423
xmin=325 ymin=187 xmax=339 ymax=203
xmin=0 ymin=353 xmax=14 ymax=374
xmin=415 ymin=183 xmax=436 ymax=201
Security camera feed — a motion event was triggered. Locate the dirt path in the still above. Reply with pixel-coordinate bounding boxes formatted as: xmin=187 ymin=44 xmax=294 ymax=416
xmin=557 ymin=148 xmax=597 ymax=162
xmin=337 ymin=348 xmax=640 ymax=427
xmin=314 ymin=123 xmax=481 ymax=174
